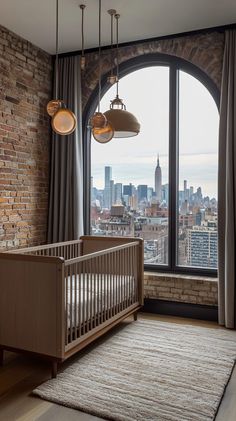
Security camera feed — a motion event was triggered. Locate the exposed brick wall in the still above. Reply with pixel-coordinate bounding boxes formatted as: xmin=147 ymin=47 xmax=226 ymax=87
xmin=144 ymin=273 xmax=218 ymax=306
xmin=0 ymin=25 xmax=52 ymax=250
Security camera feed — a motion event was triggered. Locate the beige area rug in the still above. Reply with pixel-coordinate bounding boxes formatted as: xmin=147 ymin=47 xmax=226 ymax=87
xmin=34 ymin=320 xmax=236 ymax=421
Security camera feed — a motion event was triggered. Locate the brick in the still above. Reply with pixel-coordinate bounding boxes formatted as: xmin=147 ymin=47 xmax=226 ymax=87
xmin=0 ymin=24 xmax=52 ymax=250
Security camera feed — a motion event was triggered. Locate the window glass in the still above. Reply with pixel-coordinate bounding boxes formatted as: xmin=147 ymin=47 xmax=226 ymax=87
xmin=177 ymin=70 xmax=219 ymax=269
xmin=91 ymin=67 xmax=169 ymax=265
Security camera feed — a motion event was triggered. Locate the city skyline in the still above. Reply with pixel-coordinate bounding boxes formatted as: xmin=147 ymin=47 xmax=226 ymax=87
xmin=91 ymin=154 xmax=218 ymax=199
xmin=91 ymin=67 xmax=219 ymax=198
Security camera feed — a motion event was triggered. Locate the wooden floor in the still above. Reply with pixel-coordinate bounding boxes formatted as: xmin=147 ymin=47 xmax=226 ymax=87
xmin=0 ymin=313 xmax=235 ymax=421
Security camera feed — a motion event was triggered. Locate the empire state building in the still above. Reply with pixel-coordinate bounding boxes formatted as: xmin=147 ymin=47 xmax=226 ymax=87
xmin=155 ymin=155 xmax=162 ymax=202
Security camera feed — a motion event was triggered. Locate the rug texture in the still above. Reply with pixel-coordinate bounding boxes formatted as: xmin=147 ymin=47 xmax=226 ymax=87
xmin=33 ymin=320 xmax=236 ymax=421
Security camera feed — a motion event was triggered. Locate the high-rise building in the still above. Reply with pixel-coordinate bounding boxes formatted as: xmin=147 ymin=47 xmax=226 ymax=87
xmin=115 ymin=183 xmax=122 ymax=204
xmin=123 ymin=183 xmax=133 ymax=197
xmin=154 ymin=155 xmax=162 ymax=202
xmin=137 ymin=185 xmax=148 ymax=202
xmin=104 ymin=166 xmax=112 ymax=208
xmin=147 ymin=187 xmax=154 ymax=202
xmin=110 ymin=180 xmax=115 ymax=206
xmin=162 ymin=184 xmax=169 ymax=205
xmin=187 ymin=227 xmax=218 ymax=268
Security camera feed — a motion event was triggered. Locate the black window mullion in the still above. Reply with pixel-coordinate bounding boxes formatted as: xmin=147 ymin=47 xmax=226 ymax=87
xmin=169 ymin=65 xmax=179 ymax=271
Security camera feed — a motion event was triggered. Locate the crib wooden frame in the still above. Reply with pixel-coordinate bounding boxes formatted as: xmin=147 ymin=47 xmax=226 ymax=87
xmin=0 ymin=236 xmax=144 ymax=377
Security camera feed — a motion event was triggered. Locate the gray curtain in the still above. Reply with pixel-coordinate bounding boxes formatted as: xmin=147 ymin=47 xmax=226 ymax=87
xmin=47 ymin=55 xmax=84 ymax=243
xmin=218 ymin=30 xmax=236 ymax=329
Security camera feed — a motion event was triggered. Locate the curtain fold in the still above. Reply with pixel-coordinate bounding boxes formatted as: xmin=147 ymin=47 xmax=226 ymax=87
xmin=47 ymin=55 xmax=84 ymax=243
xmin=218 ymin=30 xmax=236 ymax=329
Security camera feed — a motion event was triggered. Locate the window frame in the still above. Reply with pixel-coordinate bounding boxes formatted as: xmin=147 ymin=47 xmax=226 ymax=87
xmin=83 ymin=53 xmax=220 ymax=277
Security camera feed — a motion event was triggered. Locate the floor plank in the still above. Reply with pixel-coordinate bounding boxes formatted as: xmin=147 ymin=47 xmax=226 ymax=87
xmin=0 ymin=314 xmax=235 ymax=420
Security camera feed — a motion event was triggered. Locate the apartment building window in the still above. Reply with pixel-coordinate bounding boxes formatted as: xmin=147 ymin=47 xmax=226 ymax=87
xmin=85 ymin=54 xmax=219 ymax=276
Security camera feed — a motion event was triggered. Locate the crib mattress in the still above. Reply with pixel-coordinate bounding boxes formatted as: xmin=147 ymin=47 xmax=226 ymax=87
xmin=66 ymin=274 xmax=135 ymax=328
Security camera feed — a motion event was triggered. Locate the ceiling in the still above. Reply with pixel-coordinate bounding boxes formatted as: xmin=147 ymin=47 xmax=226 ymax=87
xmin=0 ymin=0 xmax=236 ymax=55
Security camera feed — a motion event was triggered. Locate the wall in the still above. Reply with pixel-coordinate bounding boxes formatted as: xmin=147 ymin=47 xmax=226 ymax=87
xmin=0 ymin=25 xmax=52 ymax=250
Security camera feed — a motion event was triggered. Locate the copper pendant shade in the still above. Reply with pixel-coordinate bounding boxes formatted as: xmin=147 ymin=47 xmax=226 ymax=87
xmin=51 ymin=107 xmax=77 ymax=136
xmin=92 ymin=122 xmax=114 ymax=143
xmin=47 ymin=0 xmax=77 ymax=136
xmin=46 ymin=99 xmax=64 ymax=117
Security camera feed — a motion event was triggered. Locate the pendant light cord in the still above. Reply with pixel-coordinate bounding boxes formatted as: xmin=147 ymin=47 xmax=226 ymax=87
xmin=55 ymin=0 xmax=59 ymax=100
xmin=115 ymin=14 xmax=120 ymax=97
xmin=110 ymin=12 xmax=114 ymax=77
xmin=98 ymin=0 xmax=102 ymax=112
xmin=81 ymin=5 xmax=85 ymax=58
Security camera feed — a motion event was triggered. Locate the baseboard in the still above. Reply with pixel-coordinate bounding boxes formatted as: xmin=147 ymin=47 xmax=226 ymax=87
xmin=143 ymin=298 xmax=218 ymax=322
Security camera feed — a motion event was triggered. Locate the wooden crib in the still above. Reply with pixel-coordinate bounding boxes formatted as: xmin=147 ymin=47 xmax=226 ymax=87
xmin=0 ymin=236 xmax=143 ymax=377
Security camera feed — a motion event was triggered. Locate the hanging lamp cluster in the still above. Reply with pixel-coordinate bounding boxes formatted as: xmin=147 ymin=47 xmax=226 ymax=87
xmin=91 ymin=2 xmax=140 ymax=143
xmin=47 ymin=0 xmax=77 ymax=136
xmin=47 ymin=0 xmax=140 ymax=140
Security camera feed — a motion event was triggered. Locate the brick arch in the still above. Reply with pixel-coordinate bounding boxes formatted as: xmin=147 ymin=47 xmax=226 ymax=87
xmin=82 ymin=31 xmax=224 ymax=110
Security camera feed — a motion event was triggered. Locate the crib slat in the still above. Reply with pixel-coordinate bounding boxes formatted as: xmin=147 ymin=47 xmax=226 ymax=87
xmin=82 ymin=263 xmax=86 ymax=335
xmin=89 ymin=259 xmax=93 ymax=331
xmin=105 ymin=253 xmax=108 ymax=322
xmin=70 ymin=263 xmax=73 ymax=344
xmin=78 ymin=263 xmax=81 ymax=338
xmin=111 ymin=252 xmax=114 ymax=317
xmin=74 ymin=262 xmax=78 ymax=340
xmin=65 ymin=266 xmax=68 ymax=346
xmin=101 ymin=255 xmax=104 ymax=324
xmin=93 ymin=258 xmax=96 ymax=329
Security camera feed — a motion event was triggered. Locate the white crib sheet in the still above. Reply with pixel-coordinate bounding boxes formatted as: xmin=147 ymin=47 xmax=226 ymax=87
xmin=66 ymin=274 xmax=135 ymax=328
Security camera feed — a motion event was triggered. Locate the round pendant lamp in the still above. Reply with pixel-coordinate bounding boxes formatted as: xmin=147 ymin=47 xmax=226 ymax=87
xmin=104 ymin=13 xmax=140 ymax=138
xmin=47 ymin=0 xmax=77 ymax=136
xmin=92 ymin=122 xmax=114 ymax=143
xmin=51 ymin=106 xmax=77 ymax=135
xmin=47 ymin=99 xmax=64 ymax=117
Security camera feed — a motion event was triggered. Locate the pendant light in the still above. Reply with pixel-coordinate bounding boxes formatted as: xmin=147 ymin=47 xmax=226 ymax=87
xmin=80 ymin=4 xmax=86 ymax=71
xmin=104 ymin=14 xmax=140 ymax=138
xmin=107 ymin=9 xmax=118 ymax=85
xmin=47 ymin=0 xmax=77 ymax=136
xmin=91 ymin=0 xmax=114 ymax=143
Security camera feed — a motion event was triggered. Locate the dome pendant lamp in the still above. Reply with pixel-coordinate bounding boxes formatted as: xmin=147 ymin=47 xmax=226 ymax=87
xmin=104 ymin=14 xmax=140 ymax=138
xmin=47 ymin=0 xmax=77 ymax=136
xmin=91 ymin=0 xmax=114 ymax=143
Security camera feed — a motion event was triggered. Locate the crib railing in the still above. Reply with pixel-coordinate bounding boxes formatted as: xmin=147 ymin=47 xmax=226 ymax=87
xmin=9 ymin=239 xmax=83 ymax=260
xmin=64 ymin=241 xmax=140 ymax=350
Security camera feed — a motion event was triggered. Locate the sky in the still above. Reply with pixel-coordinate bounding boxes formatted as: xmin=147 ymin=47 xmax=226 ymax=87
xmin=91 ymin=67 xmax=219 ymax=198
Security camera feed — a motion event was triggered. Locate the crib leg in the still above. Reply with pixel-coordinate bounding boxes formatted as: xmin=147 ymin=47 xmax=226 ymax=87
xmin=51 ymin=361 xmax=58 ymax=378
xmin=133 ymin=311 xmax=138 ymax=321
xmin=0 ymin=348 xmax=3 ymax=366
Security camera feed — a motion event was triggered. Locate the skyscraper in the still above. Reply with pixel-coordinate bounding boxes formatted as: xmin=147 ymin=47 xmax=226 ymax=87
xmin=137 ymin=185 xmax=148 ymax=202
xmin=187 ymin=227 xmax=218 ymax=268
xmin=155 ymin=155 xmax=162 ymax=202
xmin=104 ymin=166 xmax=112 ymax=208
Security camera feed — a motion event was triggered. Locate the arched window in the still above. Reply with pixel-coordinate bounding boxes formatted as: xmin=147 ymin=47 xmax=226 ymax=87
xmin=86 ymin=54 xmax=219 ymax=276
